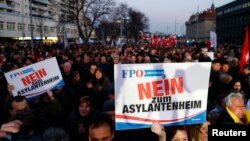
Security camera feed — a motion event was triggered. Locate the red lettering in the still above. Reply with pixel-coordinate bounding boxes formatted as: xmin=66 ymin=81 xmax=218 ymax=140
xmin=21 ymin=68 xmax=47 ymax=86
xmin=37 ymin=68 xmax=47 ymax=78
xmin=34 ymin=71 xmax=41 ymax=79
xmin=136 ymin=70 xmax=143 ymax=77
xmin=164 ymin=79 xmax=170 ymax=95
xmin=171 ymin=77 xmax=183 ymax=94
xmin=29 ymin=73 xmax=37 ymax=82
xmin=138 ymin=82 xmax=151 ymax=100
xmin=137 ymin=77 xmax=183 ymax=100
xmin=152 ymin=80 xmax=163 ymax=97
xmin=21 ymin=76 xmax=31 ymax=86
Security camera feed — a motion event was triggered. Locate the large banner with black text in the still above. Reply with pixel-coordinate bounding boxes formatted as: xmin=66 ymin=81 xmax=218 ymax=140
xmin=5 ymin=57 xmax=64 ymax=99
xmin=114 ymin=62 xmax=211 ymax=130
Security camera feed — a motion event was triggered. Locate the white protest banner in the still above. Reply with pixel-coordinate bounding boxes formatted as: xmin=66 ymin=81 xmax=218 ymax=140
xmin=114 ymin=62 xmax=211 ymax=130
xmin=4 ymin=57 xmax=64 ymax=99
xmin=210 ymin=31 xmax=217 ymax=48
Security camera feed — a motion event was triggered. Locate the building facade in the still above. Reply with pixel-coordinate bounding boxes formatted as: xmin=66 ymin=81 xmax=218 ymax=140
xmin=216 ymin=0 xmax=250 ymax=44
xmin=0 ymin=0 xmax=78 ymax=42
xmin=185 ymin=3 xmax=216 ymax=42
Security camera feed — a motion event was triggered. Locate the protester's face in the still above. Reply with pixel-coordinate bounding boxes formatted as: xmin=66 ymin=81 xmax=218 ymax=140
xmin=113 ymin=57 xmax=119 ymax=64
xmin=243 ymin=69 xmax=250 ymax=75
xmin=130 ymin=56 xmax=137 ymax=63
xmin=79 ymin=102 xmax=91 ymax=116
xmin=199 ymin=121 xmax=210 ymax=141
xmin=11 ymin=100 xmax=29 ymax=115
xmin=74 ymin=73 xmax=80 ymax=81
xmin=63 ymin=63 xmax=71 ymax=73
xmin=37 ymin=57 xmax=44 ymax=62
xmin=90 ymin=65 xmax=97 ymax=74
xmin=101 ymin=56 xmax=107 ymax=64
xmin=212 ymin=63 xmax=221 ymax=71
xmin=126 ymin=54 xmax=131 ymax=61
xmin=231 ymin=59 xmax=238 ymax=66
xmin=151 ymin=49 xmax=156 ymax=55
xmin=221 ymin=64 xmax=230 ymax=73
xmin=233 ymin=81 xmax=241 ymax=92
xmin=76 ymin=56 xmax=81 ymax=62
xmin=144 ymin=57 xmax=151 ymax=63
xmin=83 ymin=55 xmax=90 ymax=64
xmin=95 ymin=70 xmax=103 ymax=79
xmin=228 ymin=97 xmax=246 ymax=119
xmin=137 ymin=56 xmax=143 ymax=62
xmin=201 ymin=50 xmax=207 ymax=56
xmin=62 ymin=55 xmax=68 ymax=61
xmin=13 ymin=54 xmax=20 ymax=60
xmin=89 ymin=124 xmax=113 ymax=141
xmin=26 ymin=59 xmax=32 ymax=65
xmin=171 ymin=130 xmax=188 ymax=141
xmin=95 ymin=56 xmax=99 ymax=62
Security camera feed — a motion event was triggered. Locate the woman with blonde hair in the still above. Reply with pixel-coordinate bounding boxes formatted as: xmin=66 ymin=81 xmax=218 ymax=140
xmin=189 ymin=119 xmax=211 ymax=141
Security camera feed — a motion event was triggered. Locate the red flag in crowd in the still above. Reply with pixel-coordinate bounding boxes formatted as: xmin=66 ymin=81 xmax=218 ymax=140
xmin=166 ymin=34 xmax=177 ymax=47
xmin=150 ymin=34 xmax=159 ymax=47
xmin=161 ymin=36 xmax=167 ymax=47
xmin=166 ymin=35 xmax=171 ymax=46
xmin=173 ymin=35 xmax=177 ymax=44
xmin=239 ymin=25 xmax=250 ymax=73
xmin=157 ymin=37 xmax=162 ymax=47
xmin=154 ymin=35 xmax=159 ymax=46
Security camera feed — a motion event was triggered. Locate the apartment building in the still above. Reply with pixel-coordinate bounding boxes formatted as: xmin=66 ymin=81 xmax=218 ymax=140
xmin=216 ymin=0 xmax=250 ymax=44
xmin=185 ymin=3 xmax=216 ymax=42
xmin=0 ymin=0 xmax=78 ymax=42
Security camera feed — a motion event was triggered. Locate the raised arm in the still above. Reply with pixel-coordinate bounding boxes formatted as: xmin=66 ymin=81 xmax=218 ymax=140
xmin=151 ymin=122 xmax=166 ymax=141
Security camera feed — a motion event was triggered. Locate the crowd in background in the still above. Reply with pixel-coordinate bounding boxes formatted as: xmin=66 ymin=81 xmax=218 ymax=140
xmin=0 ymin=41 xmax=250 ymax=141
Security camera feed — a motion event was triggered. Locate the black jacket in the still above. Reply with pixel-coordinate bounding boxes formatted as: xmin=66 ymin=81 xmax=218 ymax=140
xmin=216 ymin=109 xmax=240 ymax=125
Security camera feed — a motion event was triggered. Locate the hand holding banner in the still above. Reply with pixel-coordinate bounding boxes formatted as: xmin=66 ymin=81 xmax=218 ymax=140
xmin=4 ymin=57 xmax=64 ymax=99
xmin=114 ymin=62 xmax=211 ymax=130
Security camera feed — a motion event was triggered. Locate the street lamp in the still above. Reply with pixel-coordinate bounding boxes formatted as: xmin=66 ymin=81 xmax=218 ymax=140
xmin=101 ymin=8 xmax=105 ymax=44
xmin=180 ymin=24 xmax=185 ymax=36
xmin=196 ymin=6 xmax=199 ymax=41
xmin=101 ymin=24 xmax=105 ymax=44
xmin=117 ymin=16 xmax=129 ymax=40
xmin=166 ymin=24 xmax=169 ymax=35
xmin=22 ymin=0 xmax=24 ymax=43
xmin=29 ymin=0 xmax=34 ymax=53
xmin=174 ymin=20 xmax=178 ymax=35
xmin=117 ymin=19 xmax=122 ymax=38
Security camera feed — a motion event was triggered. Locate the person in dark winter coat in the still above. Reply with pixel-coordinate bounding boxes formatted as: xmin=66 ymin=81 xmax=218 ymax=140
xmin=216 ymin=92 xmax=249 ymax=125
xmin=65 ymin=96 xmax=96 ymax=141
xmin=86 ymin=68 xmax=112 ymax=111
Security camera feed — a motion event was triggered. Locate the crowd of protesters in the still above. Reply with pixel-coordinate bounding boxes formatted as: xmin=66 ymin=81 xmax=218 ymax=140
xmin=0 ymin=40 xmax=250 ymax=141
